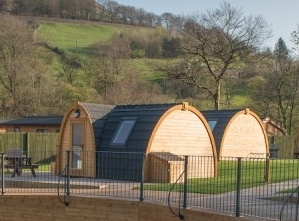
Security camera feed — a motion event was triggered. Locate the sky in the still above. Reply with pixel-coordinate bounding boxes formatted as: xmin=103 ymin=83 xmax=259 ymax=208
xmin=115 ymin=0 xmax=299 ymax=51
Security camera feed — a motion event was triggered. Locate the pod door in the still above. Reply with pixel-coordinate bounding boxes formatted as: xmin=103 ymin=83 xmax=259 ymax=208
xmin=72 ymin=123 xmax=83 ymax=168
xmin=71 ymin=122 xmax=84 ymax=176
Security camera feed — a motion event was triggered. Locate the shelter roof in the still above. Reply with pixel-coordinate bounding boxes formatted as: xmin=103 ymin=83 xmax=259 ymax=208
xmin=98 ymin=103 xmax=178 ymax=152
xmin=262 ymin=117 xmax=286 ymax=136
xmin=0 ymin=116 xmax=63 ymax=126
xmin=80 ymin=102 xmax=116 ymax=123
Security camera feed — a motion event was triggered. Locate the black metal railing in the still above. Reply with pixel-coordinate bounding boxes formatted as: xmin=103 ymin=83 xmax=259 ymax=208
xmin=280 ymin=186 xmax=299 ymax=221
xmin=0 ymin=150 xmax=299 ymax=221
xmin=57 ymin=151 xmax=70 ymax=206
xmin=167 ymin=156 xmax=188 ymax=220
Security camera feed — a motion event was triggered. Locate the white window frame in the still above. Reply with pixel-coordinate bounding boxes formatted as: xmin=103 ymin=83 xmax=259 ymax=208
xmin=208 ymin=120 xmax=218 ymax=131
xmin=111 ymin=118 xmax=136 ymax=146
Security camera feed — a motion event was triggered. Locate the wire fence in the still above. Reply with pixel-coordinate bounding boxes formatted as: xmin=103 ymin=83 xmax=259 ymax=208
xmin=1 ymin=150 xmax=299 ymax=221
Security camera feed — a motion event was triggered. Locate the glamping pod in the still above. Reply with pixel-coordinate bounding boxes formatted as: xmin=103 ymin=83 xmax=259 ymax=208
xmin=57 ymin=102 xmax=115 ymax=177
xmin=57 ymin=101 xmax=217 ymax=182
xmin=97 ymin=102 xmax=217 ymax=182
xmin=202 ymin=109 xmax=269 ymax=159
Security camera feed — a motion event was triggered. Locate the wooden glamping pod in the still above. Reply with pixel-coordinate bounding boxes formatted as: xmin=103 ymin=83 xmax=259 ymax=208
xmin=57 ymin=101 xmax=217 ymax=182
xmin=56 ymin=102 xmax=116 ymax=177
xmin=202 ymin=109 xmax=269 ymax=159
xmin=98 ymin=102 xmax=217 ymax=182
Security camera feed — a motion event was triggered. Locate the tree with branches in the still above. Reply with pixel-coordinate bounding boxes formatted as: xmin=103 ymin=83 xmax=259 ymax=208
xmin=171 ymin=2 xmax=271 ymax=110
xmin=0 ymin=15 xmax=34 ymax=117
xmin=255 ymin=38 xmax=299 ymax=134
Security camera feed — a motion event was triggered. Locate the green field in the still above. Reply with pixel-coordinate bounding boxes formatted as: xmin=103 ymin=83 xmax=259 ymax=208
xmin=37 ymin=21 xmax=120 ymax=55
xmin=142 ymin=159 xmax=299 ymax=194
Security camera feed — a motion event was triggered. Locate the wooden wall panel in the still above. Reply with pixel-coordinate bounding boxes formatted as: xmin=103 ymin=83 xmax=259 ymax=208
xmin=150 ymin=110 xmax=213 ymax=156
xmin=149 ymin=110 xmax=215 ymax=179
xmin=222 ymin=115 xmax=267 ymax=158
xmin=0 ymin=195 xmax=261 ymax=221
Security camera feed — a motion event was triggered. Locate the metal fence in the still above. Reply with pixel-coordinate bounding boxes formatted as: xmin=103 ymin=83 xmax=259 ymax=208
xmin=1 ymin=150 xmax=299 ymax=221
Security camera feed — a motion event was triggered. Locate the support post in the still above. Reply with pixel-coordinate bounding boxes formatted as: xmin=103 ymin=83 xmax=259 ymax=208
xmin=139 ymin=153 xmax=145 ymax=202
xmin=296 ymin=186 xmax=299 ymax=221
xmin=264 ymin=153 xmax=270 ymax=183
xmin=65 ymin=151 xmax=71 ymax=206
xmin=1 ymin=153 xmax=4 ymax=195
xmin=235 ymin=158 xmax=242 ymax=217
xmin=183 ymin=156 xmax=188 ymax=209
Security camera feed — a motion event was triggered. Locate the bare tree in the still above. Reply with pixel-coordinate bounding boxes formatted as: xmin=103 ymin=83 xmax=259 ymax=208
xmin=135 ymin=8 xmax=147 ymax=26
xmin=160 ymin=12 xmax=180 ymax=31
xmin=91 ymin=32 xmax=131 ymax=94
xmin=47 ymin=0 xmax=60 ymax=18
xmin=116 ymin=4 xmax=130 ymax=23
xmin=173 ymin=2 xmax=271 ymax=110
xmin=262 ymin=38 xmax=299 ymax=134
xmin=0 ymin=15 xmax=34 ymax=117
xmin=95 ymin=0 xmax=107 ymax=21
xmin=0 ymin=0 xmax=9 ymax=12
xmin=76 ymin=0 xmax=96 ymax=21
xmin=103 ymin=0 xmax=119 ymax=22
xmin=105 ymin=71 xmax=171 ymax=105
xmin=57 ymin=54 xmax=84 ymax=86
xmin=125 ymin=6 xmax=138 ymax=24
xmin=291 ymin=24 xmax=299 ymax=51
xmin=108 ymin=33 xmax=132 ymax=59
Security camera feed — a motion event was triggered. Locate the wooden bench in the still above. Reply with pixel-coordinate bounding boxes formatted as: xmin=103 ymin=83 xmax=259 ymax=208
xmin=4 ymin=149 xmax=38 ymax=177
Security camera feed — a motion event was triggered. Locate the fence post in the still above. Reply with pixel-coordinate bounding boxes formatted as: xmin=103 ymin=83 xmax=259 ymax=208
xmin=23 ymin=133 xmax=28 ymax=153
xmin=183 ymin=156 xmax=188 ymax=209
xmin=65 ymin=150 xmax=71 ymax=205
xmin=1 ymin=153 xmax=4 ymax=195
xmin=264 ymin=153 xmax=270 ymax=183
xmin=139 ymin=153 xmax=145 ymax=202
xmin=296 ymin=187 xmax=299 ymax=221
xmin=235 ymin=157 xmax=242 ymax=217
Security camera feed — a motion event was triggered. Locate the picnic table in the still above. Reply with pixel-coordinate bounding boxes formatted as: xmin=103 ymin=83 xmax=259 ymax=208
xmin=4 ymin=149 xmax=38 ymax=177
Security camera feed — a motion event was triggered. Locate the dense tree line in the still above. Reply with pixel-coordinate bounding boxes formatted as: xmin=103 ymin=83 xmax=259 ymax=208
xmin=0 ymin=0 xmax=182 ymax=29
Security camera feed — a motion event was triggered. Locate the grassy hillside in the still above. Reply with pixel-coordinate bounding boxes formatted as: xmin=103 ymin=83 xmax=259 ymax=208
xmin=37 ymin=21 xmax=122 ymax=55
xmin=36 ymin=20 xmax=156 ymax=55
xmin=34 ymin=18 xmax=253 ymax=110
xmin=36 ymin=19 xmax=162 ymax=76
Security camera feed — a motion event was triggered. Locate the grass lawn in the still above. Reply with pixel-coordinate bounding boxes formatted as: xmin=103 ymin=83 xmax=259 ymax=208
xmin=142 ymin=159 xmax=299 ymax=194
xmin=37 ymin=21 xmax=120 ymax=55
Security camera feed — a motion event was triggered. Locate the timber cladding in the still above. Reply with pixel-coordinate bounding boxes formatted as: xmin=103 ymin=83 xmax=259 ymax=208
xmin=0 ymin=195 xmax=262 ymax=221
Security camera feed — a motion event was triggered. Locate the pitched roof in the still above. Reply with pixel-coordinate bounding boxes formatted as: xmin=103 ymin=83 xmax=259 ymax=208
xmin=0 ymin=119 xmax=11 ymax=124
xmin=80 ymin=102 xmax=116 ymax=123
xmin=79 ymin=102 xmax=116 ymax=150
xmin=98 ymin=103 xmax=177 ymax=152
xmin=0 ymin=116 xmax=63 ymax=126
